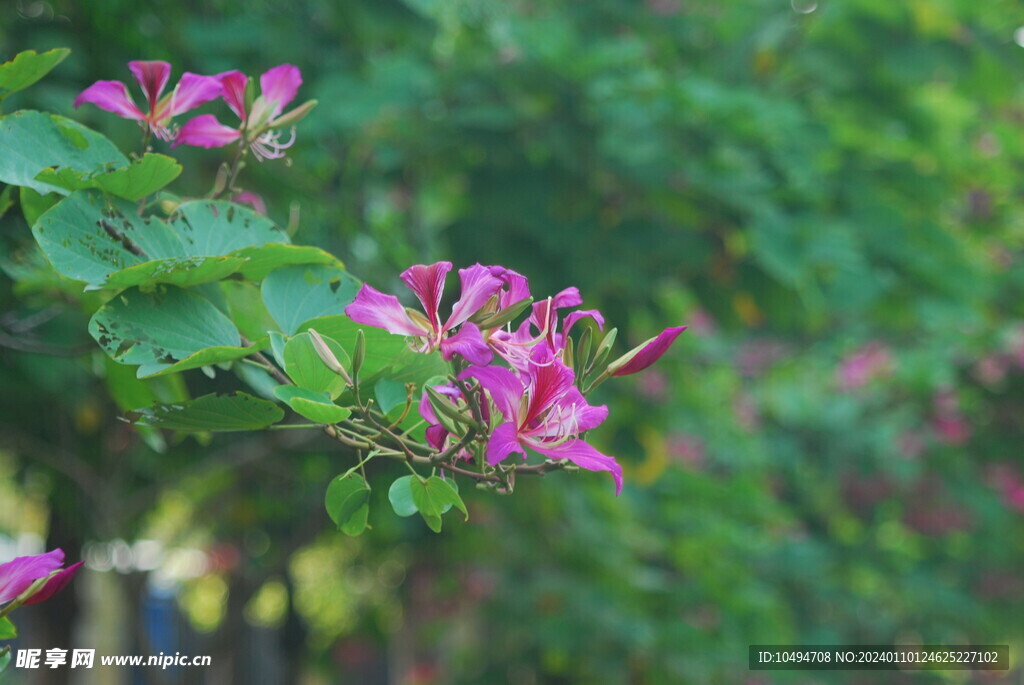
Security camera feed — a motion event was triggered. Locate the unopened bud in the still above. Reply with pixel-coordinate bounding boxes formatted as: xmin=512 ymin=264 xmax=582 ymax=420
xmin=269 ymin=99 xmax=318 ymax=129
xmin=351 ymin=329 xmax=365 ymax=379
xmin=308 ymin=328 xmax=351 ymax=384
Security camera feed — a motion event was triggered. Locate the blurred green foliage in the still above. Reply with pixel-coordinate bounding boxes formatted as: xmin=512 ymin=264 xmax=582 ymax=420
xmin=2 ymin=0 xmax=1024 ymax=683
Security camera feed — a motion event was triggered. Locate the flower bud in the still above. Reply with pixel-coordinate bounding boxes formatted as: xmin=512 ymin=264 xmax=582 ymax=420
xmin=308 ymin=328 xmax=351 ymax=384
xmin=269 ymin=99 xmax=318 ymax=129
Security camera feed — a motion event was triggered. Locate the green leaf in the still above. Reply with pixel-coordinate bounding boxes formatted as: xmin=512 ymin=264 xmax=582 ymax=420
xmin=35 ymin=153 xmax=182 ymax=201
xmin=0 ymin=48 xmax=70 ymax=100
xmin=0 ymin=646 xmax=9 ymax=672
xmin=374 ymin=378 xmax=407 ymax=414
xmin=410 ymin=476 xmax=444 ymax=532
xmin=170 ymin=199 xmax=287 ymax=256
xmin=273 ymin=385 xmax=351 ymax=424
xmin=388 ymin=475 xmax=418 ymax=517
xmin=32 ymin=191 xmax=185 ymax=287
xmin=126 ymin=392 xmax=284 ymax=431
xmin=0 ymin=617 xmax=16 ymax=640
xmin=103 ymin=255 xmax=248 ymax=290
xmin=325 ymin=472 xmax=371 ymax=534
xmin=19 ymin=186 xmax=58 ymax=226
xmin=261 ymin=264 xmax=360 ymax=335
xmin=340 ymin=501 xmax=369 ymax=536
xmin=385 ymin=347 xmax=450 ymax=388
xmin=0 ymin=184 xmax=14 ymax=219
xmin=298 ymin=315 xmax=407 ymax=380
xmin=220 ymin=281 xmax=278 ymax=342
xmin=232 ymin=243 xmax=341 ymax=281
xmin=0 ymin=111 xmax=127 ymax=194
xmin=282 ymin=331 xmax=350 ymax=398
xmin=269 ymin=331 xmax=287 ymax=368
xmin=426 ymin=476 xmax=468 ymax=519
xmin=88 ymin=285 xmax=249 ymax=378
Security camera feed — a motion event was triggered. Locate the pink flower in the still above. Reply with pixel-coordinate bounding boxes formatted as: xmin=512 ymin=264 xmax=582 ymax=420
xmin=74 ymin=61 xmax=221 ymax=141
xmin=463 ymin=347 xmax=623 ymax=494
xmin=0 ymin=549 xmax=82 ymax=605
xmin=836 ymin=341 xmax=892 ymax=390
xmin=345 ymin=262 xmax=504 ymax=365
xmin=175 ymin=65 xmax=314 ymax=161
xmin=488 ymin=287 xmax=603 ymax=371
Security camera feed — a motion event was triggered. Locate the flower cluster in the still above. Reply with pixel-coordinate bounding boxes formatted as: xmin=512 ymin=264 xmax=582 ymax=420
xmin=75 ymin=61 xmax=315 ymax=160
xmin=345 ymin=261 xmax=685 ymax=494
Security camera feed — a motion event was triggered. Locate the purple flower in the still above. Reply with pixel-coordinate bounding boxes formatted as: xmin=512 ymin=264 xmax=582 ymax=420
xmin=607 ymin=326 xmax=687 ymax=376
xmin=489 ymin=286 xmax=603 ymax=371
xmin=175 ymin=65 xmax=314 ymax=160
xmin=463 ymin=347 xmax=623 ymax=494
xmin=0 ymin=549 xmax=81 ymax=605
xmin=345 ymin=261 xmax=504 ymax=366
xmin=74 ymin=61 xmax=222 ymax=141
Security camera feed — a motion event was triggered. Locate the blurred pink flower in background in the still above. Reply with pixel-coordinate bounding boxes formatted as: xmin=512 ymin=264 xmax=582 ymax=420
xmin=667 ymin=432 xmax=705 ymax=469
xmin=931 ymin=389 xmax=971 ymax=446
xmin=736 ymin=339 xmax=789 ymax=378
xmin=636 ymin=369 xmax=669 ymax=401
xmin=985 ymin=463 xmax=1024 ymax=513
xmin=687 ymin=307 xmax=717 ymax=337
xmin=836 ymin=341 xmax=893 ymax=390
xmin=897 ymin=430 xmax=926 ymax=460
xmin=732 ymin=392 xmax=761 ymax=433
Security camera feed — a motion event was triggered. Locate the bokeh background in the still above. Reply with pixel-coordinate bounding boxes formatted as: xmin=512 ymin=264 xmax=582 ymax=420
xmin=2 ymin=0 xmax=1024 ymax=683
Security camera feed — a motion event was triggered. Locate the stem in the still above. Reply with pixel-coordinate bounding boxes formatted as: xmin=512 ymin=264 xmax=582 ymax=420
xmin=215 ymin=138 xmax=248 ymax=199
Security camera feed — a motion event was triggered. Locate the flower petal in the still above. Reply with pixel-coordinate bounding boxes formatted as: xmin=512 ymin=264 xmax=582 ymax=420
xmin=400 ymin=262 xmax=452 ymax=330
xmin=73 ymin=81 xmax=145 ymax=120
xmin=552 ymin=286 xmax=583 ymax=309
xmin=440 ymin=322 xmax=493 ymax=366
xmin=260 ymin=64 xmax=302 ymax=118
xmin=489 ymin=266 xmax=531 ymax=309
xmin=563 ymin=309 xmax=604 ymax=336
xmin=168 ymin=73 xmax=223 ymax=116
xmin=418 ymin=383 xmax=462 ymax=425
xmin=446 ymin=264 xmax=503 ymax=329
xmin=530 ymin=438 xmax=623 ymax=495
xmin=344 ymin=283 xmax=426 ymax=338
xmin=22 ymin=561 xmax=83 ymax=606
xmin=609 ymin=326 xmax=687 ymax=377
xmin=217 ymin=70 xmax=249 ymax=121
xmin=172 ymin=114 xmax=242 ymax=148
xmin=522 ymin=350 xmax=576 ymax=426
xmin=461 ymin=365 xmax=523 ymax=423
xmin=128 ymin=61 xmax=171 ymax=111
xmin=0 ymin=549 xmax=65 ymax=603
xmin=486 ymin=422 xmax=526 ymax=465
xmin=425 ymin=425 xmax=448 ymax=451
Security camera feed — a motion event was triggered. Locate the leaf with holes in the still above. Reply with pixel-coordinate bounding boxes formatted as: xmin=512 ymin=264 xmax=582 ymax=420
xmin=35 ymin=153 xmax=182 ymax=201
xmin=170 ymin=199 xmax=286 ymax=257
xmin=126 ymin=392 xmax=284 ymax=431
xmin=88 ymin=285 xmax=252 ymax=378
